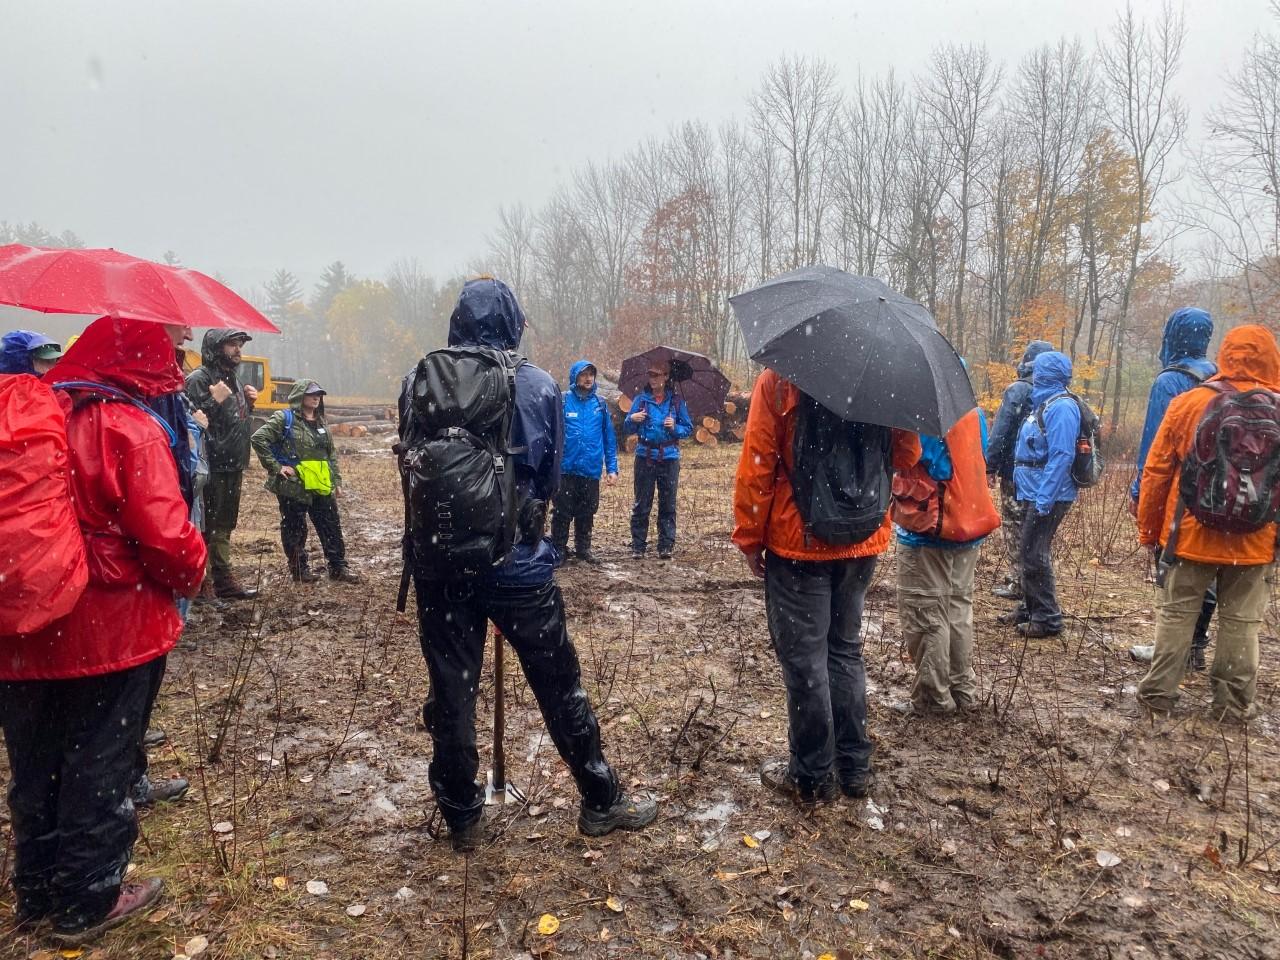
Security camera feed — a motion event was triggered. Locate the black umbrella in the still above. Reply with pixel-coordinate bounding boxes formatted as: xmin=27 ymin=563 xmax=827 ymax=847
xmin=729 ymin=266 xmax=975 ymax=435
xmin=618 ymin=345 xmax=731 ymax=421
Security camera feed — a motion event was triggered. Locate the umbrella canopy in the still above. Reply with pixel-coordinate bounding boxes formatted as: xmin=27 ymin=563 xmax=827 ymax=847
xmin=0 ymin=244 xmax=279 ymax=333
xmin=618 ymin=345 xmax=731 ymax=421
xmin=729 ymin=266 xmax=975 ymax=435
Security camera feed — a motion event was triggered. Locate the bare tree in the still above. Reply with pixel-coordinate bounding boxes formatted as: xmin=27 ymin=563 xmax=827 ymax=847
xmin=1097 ymin=1 xmax=1188 ymax=427
xmin=920 ymin=43 xmax=1003 ymax=349
xmin=750 ymin=56 xmax=842 ymax=269
xmin=484 ymin=203 xmax=536 ymax=296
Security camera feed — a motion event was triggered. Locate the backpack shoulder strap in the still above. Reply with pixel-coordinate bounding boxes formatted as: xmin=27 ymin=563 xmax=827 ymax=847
xmin=1162 ymin=362 xmax=1211 ymax=384
xmin=1033 ymin=392 xmax=1073 ymax=434
xmin=53 ymin=380 xmax=178 ymax=449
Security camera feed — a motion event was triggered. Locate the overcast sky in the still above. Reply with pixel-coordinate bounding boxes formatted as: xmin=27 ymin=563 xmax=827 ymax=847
xmin=1 ymin=0 xmax=1271 ymax=294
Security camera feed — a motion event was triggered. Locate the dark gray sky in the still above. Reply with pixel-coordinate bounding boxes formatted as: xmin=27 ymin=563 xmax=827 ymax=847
xmin=1 ymin=0 xmax=1269 ymax=292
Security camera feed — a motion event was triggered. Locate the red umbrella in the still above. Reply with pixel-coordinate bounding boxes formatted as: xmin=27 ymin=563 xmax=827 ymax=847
xmin=0 ymin=244 xmax=279 ymax=333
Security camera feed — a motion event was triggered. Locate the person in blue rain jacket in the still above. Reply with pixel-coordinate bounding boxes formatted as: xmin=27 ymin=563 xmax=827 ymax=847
xmin=1129 ymin=307 xmax=1218 ymax=670
xmin=624 ymin=362 xmax=694 ymax=559
xmin=0 ymin=329 xmax=63 ymax=376
xmin=551 ymin=359 xmax=618 ymax=564
xmin=1001 ymin=351 xmax=1080 ymax=638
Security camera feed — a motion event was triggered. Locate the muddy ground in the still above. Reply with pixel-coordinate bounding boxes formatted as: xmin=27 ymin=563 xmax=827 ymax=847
xmin=4 ymin=440 xmax=1280 ymax=960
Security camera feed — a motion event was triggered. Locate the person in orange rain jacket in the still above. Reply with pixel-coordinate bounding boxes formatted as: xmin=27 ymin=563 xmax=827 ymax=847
xmin=733 ymin=368 xmax=921 ymax=804
xmin=892 ymin=406 xmax=1000 ymax=716
xmin=1136 ymin=324 xmax=1280 ymax=722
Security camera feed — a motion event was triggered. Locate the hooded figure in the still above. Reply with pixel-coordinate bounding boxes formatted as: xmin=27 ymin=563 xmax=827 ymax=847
xmin=250 ymin=378 xmax=357 ymax=583
xmin=551 ymin=359 xmax=619 ymax=563
xmin=1130 ymin=308 xmax=1216 ymax=502
xmin=185 ymin=329 xmax=254 ymax=473
xmin=1004 ymin=351 xmax=1080 ymax=638
xmin=1136 ymin=325 xmax=1280 ymax=721
xmin=398 ymin=277 xmax=656 ymax=852
xmin=987 ymin=340 xmax=1054 ymax=479
xmin=0 ymin=316 xmax=205 ymax=940
xmin=0 ymin=329 xmax=63 ymax=376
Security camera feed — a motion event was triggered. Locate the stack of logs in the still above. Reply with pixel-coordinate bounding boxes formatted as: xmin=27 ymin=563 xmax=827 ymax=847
xmin=325 ymin=404 xmax=399 ymax=438
xmin=614 ymin=390 xmax=752 ymax=453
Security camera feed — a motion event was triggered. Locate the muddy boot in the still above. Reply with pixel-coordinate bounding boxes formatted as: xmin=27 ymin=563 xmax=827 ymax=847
xmin=578 ymin=793 xmax=659 ymax=836
xmin=758 ymin=759 xmax=837 ymax=805
xmin=214 ymin=572 xmax=258 ymax=600
xmin=288 ymin=554 xmax=319 ymax=583
xmin=193 ymin=576 xmax=218 ymax=605
xmin=132 ymin=774 xmax=190 ymax=808
xmin=449 ymin=811 xmax=485 ymax=853
xmin=52 ymin=878 xmax=164 ymax=945
xmin=329 ymin=565 xmax=361 ymax=583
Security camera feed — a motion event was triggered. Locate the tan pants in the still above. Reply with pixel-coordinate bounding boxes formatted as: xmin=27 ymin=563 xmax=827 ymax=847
xmin=1137 ymin=560 xmax=1269 ymax=720
xmin=897 ymin=543 xmax=980 ymax=712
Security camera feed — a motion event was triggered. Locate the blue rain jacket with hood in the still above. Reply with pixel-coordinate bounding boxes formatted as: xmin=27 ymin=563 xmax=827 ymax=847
xmin=623 ymin=384 xmax=694 ymax=460
xmin=0 ymin=329 xmax=58 ymax=375
xmin=562 ymin=359 xmax=619 ymax=479
xmin=986 ymin=340 xmax=1054 ymax=479
xmin=1013 ymin=351 xmax=1080 ymax=513
xmin=429 ymin=277 xmax=563 ymax=586
xmin=1129 ymin=307 xmax=1216 ymax=501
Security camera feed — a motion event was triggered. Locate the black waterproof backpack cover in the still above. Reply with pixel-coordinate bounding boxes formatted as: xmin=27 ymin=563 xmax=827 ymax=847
xmin=398 ymin=346 xmax=522 ymax=585
xmin=788 ymin=394 xmax=893 ymax=546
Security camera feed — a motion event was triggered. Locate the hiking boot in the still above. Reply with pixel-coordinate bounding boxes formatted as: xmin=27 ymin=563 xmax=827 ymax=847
xmin=13 ymin=878 xmax=54 ymax=930
xmin=329 ymin=566 xmax=361 ymax=584
xmin=657 ymin=549 xmax=673 ymax=560
xmin=759 ymin=759 xmax=838 ymax=805
xmin=291 ymin=566 xmax=320 ymax=583
xmin=449 ymin=813 xmax=485 ymax=853
xmin=630 ymin=549 xmax=645 ymax=561
xmin=840 ymin=768 xmax=876 ymax=799
xmin=132 ymin=774 xmax=190 ymax=808
xmin=52 ymin=878 xmax=164 ymax=945
xmin=576 ymin=548 xmax=600 ymax=565
xmin=143 ymin=728 xmax=168 ymax=749
xmin=193 ymin=577 xmax=218 ymax=604
xmin=992 ymin=582 xmax=1022 ymax=600
xmin=1015 ymin=621 xmax=1060 ymax=639
xmin=996 ymin=611 xmax=1027 ymax=626
xmin=1187 ymin=646 xmax=1207 ymax=672
xmin=214 ymin=574 xmax=257 ymax=600
xmin=578 ymin=793 xmax=659 ymax=837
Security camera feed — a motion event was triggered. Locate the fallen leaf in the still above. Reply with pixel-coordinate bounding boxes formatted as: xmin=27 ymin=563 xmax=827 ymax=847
xmin=212 ymin=821 xmax=234 ymax=834
xmin=1152 ymin=779 xmax=1171 ymax=794
xmin=781 ymin=904 xmax=796 ymax=922
xmin=346 ymin=903 xmax=366 ymax=917
xmin=58 ymin=951 xmax=85 ymax=959
xmin=394 ymin=886 xmax=415 ymax=900
xmin=742 ymin=834 xmax=760 ymax=849
xmin=848 ymin=898 xmax=870 ymax=911
xmin=184 ymin=935 xmax=210 ymax=957
xmin=759 ymin=709 xmax=773 ymax=719
xmin=146 ymin=907 xmax=171 ymax=923
xmin=1115 ymin=826 xmax=1133 ymax=838
xmin=600 ymin=925 xmax=611 ymax=942
xmin=582 ymin=848 xmax=603 ymax=860
xmin=866 ymin=816 xmax=885 ymax=831
xmin=714 ymin=866 xmax=769 ymax=882
xmin=1096 ymin=850 xmax=1122 ymax=868
xmin=941 ymin=839 xmax=958 ymax=857
xmin=753 ymin=829 xmax=772 ymax=842
xmin=819 ymin=954 xmax=837 ymax=960
xmin=298 ymin=774 xmax=315 ymax=784
xmin=306 ymin=879 xmax=330 ymax=895
xmin=1122 ymin=895 xmax=1146 ymax=908
xmin=1061 ymin=837 xmax=1076 ymax=851
xmin=528 ymin=805 xmax=546 ymax=817
xmin=605 ymin=895 xmax=624 ymax=913
xmin=1203 ymin=844 xmax=1224 ymax=869
xmin=537 ymin=914 xmax=560 ymax=935
xmin=272 ymin=876 xmax=289 ymax=891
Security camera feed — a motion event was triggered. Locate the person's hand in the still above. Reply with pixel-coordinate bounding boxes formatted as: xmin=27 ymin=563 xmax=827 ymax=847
xmin=193 ymin=410 xmax=209 ymax=430
xmin=631 ymin=410 xmax=648 ymax=423
xmin=334 ymin=486 xmax=344 ymax=499
xmin=280 ymin=465 xmax=297 ymax=480
xmin=743 ymin=548 xmax=765 ymax=579
xmin=210 ymin=380 xmax=232 ymax=404
xmin=605 ymin=473 xmax=618 ymax=487
xmin=243 ymin=384 xmax=259 ymax=403
xmin=663 ymin=415 xmax=675 ymax=430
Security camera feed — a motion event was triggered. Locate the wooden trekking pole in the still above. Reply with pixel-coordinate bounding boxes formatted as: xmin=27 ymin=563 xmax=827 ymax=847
xmin=491 ymin=624 xmax=506 ymax=800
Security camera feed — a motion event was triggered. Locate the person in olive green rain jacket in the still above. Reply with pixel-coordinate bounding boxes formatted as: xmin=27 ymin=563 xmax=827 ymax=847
xmin=250 ymin=379 xmax=360 ymax=583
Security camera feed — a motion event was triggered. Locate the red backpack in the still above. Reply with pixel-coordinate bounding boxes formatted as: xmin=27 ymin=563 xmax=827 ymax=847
xmin=1177 ymin=382 xmax=1280 ymax=534
xmin=0 ymin=375 xmax=89 ymax=635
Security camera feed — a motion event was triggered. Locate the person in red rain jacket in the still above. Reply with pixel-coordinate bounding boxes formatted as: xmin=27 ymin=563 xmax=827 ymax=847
xmin=0 ymin=316 xmax=206 ymax=945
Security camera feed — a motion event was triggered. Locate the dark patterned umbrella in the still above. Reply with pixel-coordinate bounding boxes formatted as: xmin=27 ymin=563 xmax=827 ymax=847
xmin=618 ymin=345 xmax=731 ymax=421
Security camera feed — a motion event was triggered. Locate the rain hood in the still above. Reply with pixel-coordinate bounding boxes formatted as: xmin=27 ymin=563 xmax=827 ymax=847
xmin=48 ymin=316 xmax=183 ymax=399
xmin=1030 ymin=351 xmax=1073 ymax=407
xmin=448 ymin=277 xmax=526 ymax=350
xmin=1159 ymin=307 xmax=1213 ymax=368
xmin=0 ymin=329 xmax=59 ymax=375
xmin=200 ymin=328 xmax=252 ymax=372
xmin=569 ymin=359 xmax=598 ymax=397
xmin=1016 ymin=340 xmax=1055 ymax=379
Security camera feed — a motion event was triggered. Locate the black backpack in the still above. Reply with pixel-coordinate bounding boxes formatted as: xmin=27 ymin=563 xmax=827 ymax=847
xmin=396 ymin=346 xmax=523 ymax=590
xmin=1033 ymin=392 xmax=1105 ymax=488
xmin=788 ymin=394 xmax=893 ymax=546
